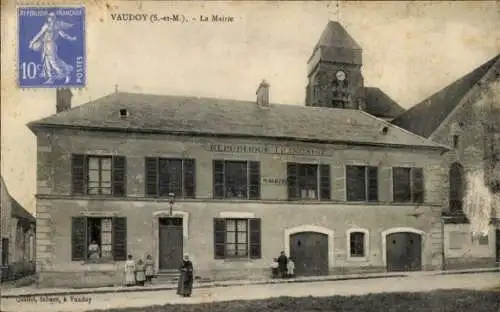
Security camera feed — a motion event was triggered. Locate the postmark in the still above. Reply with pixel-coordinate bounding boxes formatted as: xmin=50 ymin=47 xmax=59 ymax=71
xmin=18 ymin=7 xmax=86 ymax=88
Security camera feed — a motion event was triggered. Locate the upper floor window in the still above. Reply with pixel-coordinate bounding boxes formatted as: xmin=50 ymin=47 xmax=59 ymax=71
xmin=392 ymin=167 xmax=424 ymax=203
xmin=213 ymin=160 xmax=260 ymax=200
xmin=213 ymin=218 xmax=261 ymax=259
xmin=449 ymin=162 xmax=464 ymax=214
xmin=71 ymin=154 xmax=126 ymax=197
xmin=452 ymin=135 xmax=460 ymax=149
xmin=346 ymin=166 xmax=378 ymax=202
xmin=287 ymin=163 xmax=330 ymax=200
xmin=145 ymin=158 xmax=195 ymax=198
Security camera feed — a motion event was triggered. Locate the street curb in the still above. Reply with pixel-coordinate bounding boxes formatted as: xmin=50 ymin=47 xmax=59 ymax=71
xmin=0 ymin=274 xmax=407 ymax=298
xmin=434 ymin=268 xmax=500 ymax=275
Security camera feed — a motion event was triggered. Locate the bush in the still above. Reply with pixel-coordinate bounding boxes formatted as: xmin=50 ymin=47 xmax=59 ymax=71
xmin=88 ymin=290 xmax=499 ymax=312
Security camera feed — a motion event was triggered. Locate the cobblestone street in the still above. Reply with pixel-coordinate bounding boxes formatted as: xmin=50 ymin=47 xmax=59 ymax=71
xmin=2 ymin=272 xmax=499 ymax=312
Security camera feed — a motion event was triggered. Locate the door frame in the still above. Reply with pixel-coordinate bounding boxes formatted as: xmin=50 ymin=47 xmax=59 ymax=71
xmin=381 ymin=227 xmax=425 ymax=270
xmin=152 ymin=210 xmax=189 ymax=273
xmin=284 ymin=225 xmax=335 ymax=269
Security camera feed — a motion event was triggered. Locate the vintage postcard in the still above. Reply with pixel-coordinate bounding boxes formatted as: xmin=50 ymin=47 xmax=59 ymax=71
xmin=1 ymin=1 xmax=499 ymax=312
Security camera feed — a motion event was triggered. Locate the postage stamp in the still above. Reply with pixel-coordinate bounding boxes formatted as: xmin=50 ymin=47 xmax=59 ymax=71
xmin=18 ymin=7 xmax=86 ymax=88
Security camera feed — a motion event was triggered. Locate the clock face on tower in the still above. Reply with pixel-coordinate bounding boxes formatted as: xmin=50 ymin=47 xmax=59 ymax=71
xmin=336 ymin=70 xmax=346 ymax=81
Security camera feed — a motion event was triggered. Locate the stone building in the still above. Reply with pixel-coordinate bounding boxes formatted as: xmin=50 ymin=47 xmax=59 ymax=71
xmin=0 ymin=176 xmax=36 ymax=282
xmin=28 ymin=22 xmax=450 ymax=288
xmin=392 ymin=54 xmax=500 ymax=269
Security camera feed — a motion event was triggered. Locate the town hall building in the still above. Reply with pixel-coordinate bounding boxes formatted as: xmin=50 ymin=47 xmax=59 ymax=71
xmin=29 ymin=22 xmax=450 ymax=287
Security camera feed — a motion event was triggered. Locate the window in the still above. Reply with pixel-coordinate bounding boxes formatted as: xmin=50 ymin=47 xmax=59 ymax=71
xmin=349 ymin=232 xmax=366 ymax=257
xmin=346 ymin=166 xmax=378 ymax=202
xmin=72 ymin=154 xmax=126 ymax=196
xmin=213 ymin=160 xmax=260 ymax=199
xmin=452 ymin=135 xmax=460 ymax=149
xmin=473 ymin=234 xmax=489 ymax=246
xmin=287 ymin=163 xmax=330 ymax=200
xmin=449 ymin=163 xmax=464 ymax=214
xmin=145 ymin=158 xmax=195 ymax=198
xmin=213 ymin=218 xmax=261 ymax=259
xmin=392 ymin=167 xmax=424 ymax=203
xmin=71 ymin=217 xmax=127 ymax=261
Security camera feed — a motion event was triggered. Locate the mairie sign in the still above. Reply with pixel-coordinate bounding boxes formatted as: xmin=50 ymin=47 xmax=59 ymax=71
xmin=207 ymin=144 xmax=323 ymax=156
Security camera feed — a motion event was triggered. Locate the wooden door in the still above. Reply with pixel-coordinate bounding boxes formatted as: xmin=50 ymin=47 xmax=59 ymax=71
xmin=290 ymin=232 xmax=328 ymax=276
xmin=159 ymin=218 xmax=183 ymax=271
xmin=386 ymin=232 xmax=422 ymax=272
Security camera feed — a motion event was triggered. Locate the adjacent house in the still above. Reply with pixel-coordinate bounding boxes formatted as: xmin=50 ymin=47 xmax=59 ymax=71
xmin=392 ymin=54 xmax=500 ymax=269
xmin=28 ymin=22 xmax=450 ymax=288
xmin=0 ymin=176 xmax=36 ymax=282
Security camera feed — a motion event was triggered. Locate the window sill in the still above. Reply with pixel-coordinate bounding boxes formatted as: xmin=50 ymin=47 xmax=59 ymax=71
xmin=220 ymin=258 xmax=255 ymax=263
xmin=346 ymin=256 xmax=369 ymax=262
xmin=80 ymin=259 xmax=117 ymax=265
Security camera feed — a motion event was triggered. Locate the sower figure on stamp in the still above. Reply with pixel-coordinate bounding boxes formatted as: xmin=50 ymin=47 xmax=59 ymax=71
xmin=177 ymin=254 xmax=194 ymax=297
xmin=28 ymin=12 xmax=77 ymax=84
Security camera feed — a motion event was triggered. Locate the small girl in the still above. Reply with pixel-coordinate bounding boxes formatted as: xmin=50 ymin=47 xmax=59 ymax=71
xmin=124 ymin=254 xmax=136 ymax=286
xmin=270 ymin=258 xmax=279 ymax=278
xmin=287 ymin=258 xmax=295 ymax=278
xmin=144 ymin=254 xmax=155 ymax=284
xmin=135 ymin=259 xmax=146 ymax=286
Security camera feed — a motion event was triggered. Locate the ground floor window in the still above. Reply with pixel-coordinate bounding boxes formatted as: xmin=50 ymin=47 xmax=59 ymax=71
xmin=349 ymin=232 xmax=365 ymax=257
xmin=71 ymin=216 xmax=127 ymax=261
xmin=213 ymin=218 xmax=261 ymax=259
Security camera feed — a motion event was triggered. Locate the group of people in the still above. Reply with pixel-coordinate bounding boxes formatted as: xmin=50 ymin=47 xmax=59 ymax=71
xmin=124 ymin=253 xmax=194 ymax=298
xmin=124 ymin=254 xmax=155 ymax=286
xmin=271 ymin=251 xmax=295 ymax=278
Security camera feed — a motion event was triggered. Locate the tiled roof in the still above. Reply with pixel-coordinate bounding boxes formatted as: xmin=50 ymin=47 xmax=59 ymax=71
xmin=28 ymin=92 xmax=447 ymax=150
xmin=0 ymin=176 xmax=35 ymax=223
xmin=364 ymin=87 xmax=406 ymax=118
xmin=391 ymin=54 xmax=500 ymax=138
xmin=315 ymin=21 xmax=362 ymax=50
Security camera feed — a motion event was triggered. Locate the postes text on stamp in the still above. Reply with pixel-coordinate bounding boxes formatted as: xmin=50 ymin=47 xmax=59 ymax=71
xmin=18 ymin=7 xmax=86 ymax=88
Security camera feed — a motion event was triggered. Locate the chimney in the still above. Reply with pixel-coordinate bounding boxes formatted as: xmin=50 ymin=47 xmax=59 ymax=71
xmin=56 ymin=88 xmax=73 ymax=113
xmin=256 ymin=80 xmax=270 ymax=107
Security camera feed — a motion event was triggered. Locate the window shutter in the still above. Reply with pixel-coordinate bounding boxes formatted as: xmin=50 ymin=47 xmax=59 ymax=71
xmin=249 ymin=218 xmax=262 ymax=259
xmin=346 ymin=166 xmax=366 ymax=201
xmin=71 ymin=154 xmax=85 ymax=195
xmin=112 ymin=217 xmax=127 ymax=261
xmin=287 ymin=163 xmax=299 ymax=200
xmin=71 ymin=217 xmax=87 ymax=261
xmin=412 ymin=168 xmax=424 ymax=203
xmin=393 ymin=167 xmax=411 ymax=202
xmin=145 ymin=158 xmax=158 ymax=196
xmin=213 ymin=160 xmax=225 ymax=199
xmin=213 ymin=218 xmax=226 ymax=259
xmin=183 ymin=159 xmax=196 ymax=198
xmin=367 ymin=166 xmax=378 ymax=202
xmin=319 ymin=164 xmax=331 ymax=200
xmin=249 ymin=161 xmax=261 ymax=200
xmin=112 ymin=156 xmax=126 ymax=197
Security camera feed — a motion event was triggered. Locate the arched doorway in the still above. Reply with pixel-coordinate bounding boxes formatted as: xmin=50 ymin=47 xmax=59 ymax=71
xmin=449 ymin=162 xmax=465 ymax=213
xmin=290 ymin=232 xmax=328 ymax=276
xmin=385 ymin=231 xmax=422 ymax=272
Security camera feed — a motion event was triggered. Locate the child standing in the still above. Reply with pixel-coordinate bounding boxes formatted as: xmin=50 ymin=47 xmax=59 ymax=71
xmin=287 ymin=258 xmax=295 ymax=278
xmin=124 ymin=254 xmax=136 ymax=286
xmin=270 ymin=258 xmax=279 ymax=278
xmin=144 ymin=254 xmax=155 ymax=284
xmin=135 ymin=259 xmax=146 ymax=286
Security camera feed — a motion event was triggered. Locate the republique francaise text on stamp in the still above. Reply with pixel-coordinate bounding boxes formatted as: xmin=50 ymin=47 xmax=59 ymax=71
xmin=18 ymin=7 xmax=86 ymax=88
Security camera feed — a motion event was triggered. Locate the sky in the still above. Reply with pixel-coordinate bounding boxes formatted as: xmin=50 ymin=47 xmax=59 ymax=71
xmin=1 ymin=1 xmax=499 ymax=214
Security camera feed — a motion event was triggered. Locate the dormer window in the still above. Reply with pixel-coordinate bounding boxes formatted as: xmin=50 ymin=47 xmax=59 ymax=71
xmin=119 ymin=108 xmax=128 ymax=117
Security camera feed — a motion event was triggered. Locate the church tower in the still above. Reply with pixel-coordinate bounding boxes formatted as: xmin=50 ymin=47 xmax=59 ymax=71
xmin=305 ymin=21 xmax=366 ymax=110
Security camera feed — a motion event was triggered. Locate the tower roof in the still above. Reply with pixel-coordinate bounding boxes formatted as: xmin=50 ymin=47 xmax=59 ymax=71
xmin=315 ymin=21 xmax=362 ymax=50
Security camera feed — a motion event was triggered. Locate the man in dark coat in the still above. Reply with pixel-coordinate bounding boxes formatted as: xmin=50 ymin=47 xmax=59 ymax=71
xmin=277 ymin=251 xmax=288 ymax=278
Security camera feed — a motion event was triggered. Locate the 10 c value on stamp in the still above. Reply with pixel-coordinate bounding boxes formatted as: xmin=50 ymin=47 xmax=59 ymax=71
xmin=18 ymin=7 xmax=86 ymax=88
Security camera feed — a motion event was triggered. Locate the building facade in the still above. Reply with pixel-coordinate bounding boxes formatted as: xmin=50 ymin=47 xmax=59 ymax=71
xmin=0 ymin=177 xmax=36 ymax=282
xmin=28 ymin=22 xmax=451 ymax=288
xmin=393 ymin=54 xmax=500 ymax=269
